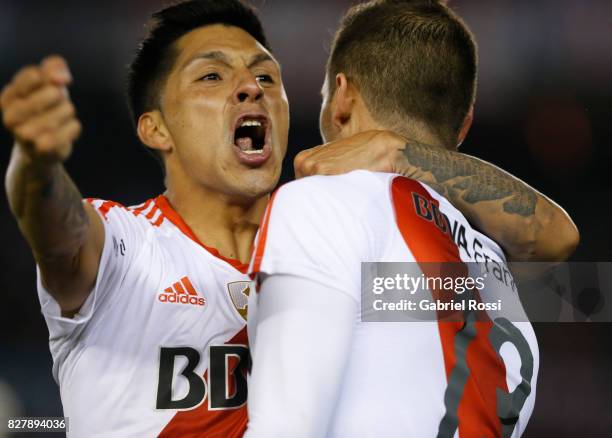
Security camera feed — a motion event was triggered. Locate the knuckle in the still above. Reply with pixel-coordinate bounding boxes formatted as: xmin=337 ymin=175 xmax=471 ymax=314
xmin=43 ymin=54 xmax=64 ymax=66
xmin=63 ymin=101 xmax=76 ymax=117
xmin=2 ymin=104 xmax=17 ymax=125
xmin=304 ymin=158 xmax=318 ymax=174
xmin=0 ymin=85 xmax=12 ymax=108
xmin=71 ymin=120 xmax=82 ymax=137
xmin=37 ymin=132 xmax=56 ymax=148
xmin=15 ymin=124 xmax=34 ymax=140
xmin=61 ymin=120 xmax=80 ymax=141
xmin=3 ymin=111 xmax=19 ymax=129
xmin=10 ymin=98 xmax=27 ymax=117
xmin=294 ymin=151 xmax=306 ymax=168
xmin=18 ymin=66 xmax=40 ymax=83
xmin=35 ymin=139 xmax=52 ymax=153
xmin=2 ymin=112 xmax=12 ymax=129
xmin=39 ymin=115 xmax=57 ymax=132
xmin=44 ymin=85 xmax=63 ymax=102
xmin=34 ymin=86 xmax=61 ymax=110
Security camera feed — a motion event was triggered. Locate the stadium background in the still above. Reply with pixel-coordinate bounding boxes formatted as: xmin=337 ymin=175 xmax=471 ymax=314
xmin=0 ymin=0 xmax=610 ymax=436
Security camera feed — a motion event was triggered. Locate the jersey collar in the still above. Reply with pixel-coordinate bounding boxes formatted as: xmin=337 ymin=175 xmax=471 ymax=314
xmin=153 ymin=195 xmax=250 ymax=274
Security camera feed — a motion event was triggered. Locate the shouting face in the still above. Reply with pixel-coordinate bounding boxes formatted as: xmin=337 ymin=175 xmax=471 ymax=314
xmin=152 ymin=24 xmax=289 ymax=201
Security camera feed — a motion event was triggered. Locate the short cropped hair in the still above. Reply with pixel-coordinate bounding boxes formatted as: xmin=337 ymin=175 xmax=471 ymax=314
xmin=127 ymin=0 xmax=269 ymax=131
xmin=327 ymin=0 xmax=477 ymax=146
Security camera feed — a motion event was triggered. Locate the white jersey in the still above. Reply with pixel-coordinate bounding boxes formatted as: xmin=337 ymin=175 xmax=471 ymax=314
xmin=247 ymin=170 xmax=539 ymax=438
xmin=38 ymin=195 xmax=251 ymax=437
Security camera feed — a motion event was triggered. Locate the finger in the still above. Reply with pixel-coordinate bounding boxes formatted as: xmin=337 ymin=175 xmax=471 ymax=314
xmin=2 ymin=85 xmax=65 ymax=128
xmin=293 ymin=150 xmax=308 ymax=178
xmin=11 ymin=66 xmax=45 ymax=98
xmin=294 ymin=148 xmax=319 ymax=178
xmin=297 ymin=155 xmax=321 ymax=177
xmin=0 ymin=83 xmax=15 ymax=110
xmin=36 ymin=119 xmax=81 ymax=156
xmin=14 ymin=100 xmax=76 ymax=142
xmin=1 ymin=67 xmax=42 ymax=110
xmin=41 ymin=55 xmax=72 ymax=86
xmin=294 ymin=166 xmax=303 ymax=179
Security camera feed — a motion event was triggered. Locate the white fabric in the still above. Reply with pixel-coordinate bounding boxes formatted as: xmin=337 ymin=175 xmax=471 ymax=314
xmin=245 ymin=274 xmax=357 ymax=438
xmin=247 ymin=170 xmax=539 ymax=438
xmin=37 ymin=198 xmax=250 ymax=437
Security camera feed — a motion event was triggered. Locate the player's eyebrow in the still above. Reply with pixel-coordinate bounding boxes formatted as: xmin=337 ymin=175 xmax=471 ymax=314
xmin=182 ymin=51 xmax=277 ymax=73
xmin=247 ymin=52 xmax=275 ymax=69
xmin=183 ymin=51 xmax=232 ymax=71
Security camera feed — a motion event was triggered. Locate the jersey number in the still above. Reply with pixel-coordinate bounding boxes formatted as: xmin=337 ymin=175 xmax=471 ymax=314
xmin=156 ymin=345 xmax=249 ymax=410
xmin=437 ymin=316 xmax=534 ymax=438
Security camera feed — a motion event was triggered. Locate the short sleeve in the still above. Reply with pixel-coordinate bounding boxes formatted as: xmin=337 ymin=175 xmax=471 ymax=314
xmin=249 ymin=172 xmax=389 ymax=303
xmin=37 ymin=199 xmax=148 ymax=341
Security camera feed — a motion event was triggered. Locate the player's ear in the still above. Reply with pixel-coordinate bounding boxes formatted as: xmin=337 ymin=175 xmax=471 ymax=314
xmin=456 ymin=106 xmax=474 ymax=149
xmin=331 ymin=73 xmax=356 ymax=131
xmin=137 ymin=110 xmax=173 ymax=153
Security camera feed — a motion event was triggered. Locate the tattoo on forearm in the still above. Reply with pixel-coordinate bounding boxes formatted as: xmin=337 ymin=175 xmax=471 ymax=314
xmin=23 ymin=165 xmax=88 ymax=256
xmin=403 ymin=142 xmax=536 ymax=217
xmin=7 ymin=147 xmax=89 ymax=262
xmin=50 ymin=169 xmax=88 ymax=234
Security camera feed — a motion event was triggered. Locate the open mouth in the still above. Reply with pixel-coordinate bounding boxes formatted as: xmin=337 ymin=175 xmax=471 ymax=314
xmin=233 ymin=116 xmax=268 ymax=155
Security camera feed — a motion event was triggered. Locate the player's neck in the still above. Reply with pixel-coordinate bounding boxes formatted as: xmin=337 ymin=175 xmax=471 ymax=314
xmin=344 ymin=105 xmax=447 ymax=149
xmin=164 ymin=180 xmax=268 ymax=265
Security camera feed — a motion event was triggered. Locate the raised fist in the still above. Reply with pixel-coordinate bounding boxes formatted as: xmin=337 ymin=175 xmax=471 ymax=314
xmin=1 ymin=55 xmax=81 ymax=162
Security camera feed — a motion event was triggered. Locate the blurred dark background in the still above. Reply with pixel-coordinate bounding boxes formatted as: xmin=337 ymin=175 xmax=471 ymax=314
xmin=0 ymin=0 xmax=610 ymax=436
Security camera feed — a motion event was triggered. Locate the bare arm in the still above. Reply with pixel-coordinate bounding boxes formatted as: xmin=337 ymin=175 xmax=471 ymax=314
xmin=294 ymin=130 xmax=579 ymax=262
xmin=2 ymin=56 xmax=104 ymax=315
xmin=395 ymin=140 xmax=578 ymax=261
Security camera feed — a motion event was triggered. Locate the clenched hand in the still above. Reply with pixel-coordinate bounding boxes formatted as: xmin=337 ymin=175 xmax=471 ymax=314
xmin=294 ymin=130 xmax=408 ymax=179
xmin=1 ymin=55 xmax=80 ymax=162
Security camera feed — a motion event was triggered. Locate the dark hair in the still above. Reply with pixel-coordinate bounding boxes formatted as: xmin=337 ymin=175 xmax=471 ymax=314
xmin=126 ymin=0 xmax=269 ymax=153
xmin=327 ymin=0 xmax=477 ymax=147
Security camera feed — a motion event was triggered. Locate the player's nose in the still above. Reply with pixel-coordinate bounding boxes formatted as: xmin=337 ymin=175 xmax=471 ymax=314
xmin=233 ymin=72 xmax=263 ymax=104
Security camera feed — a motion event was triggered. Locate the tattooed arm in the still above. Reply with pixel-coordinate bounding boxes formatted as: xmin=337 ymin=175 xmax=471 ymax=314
xmin=2 ymin=56 xmax=104 ymax=315
xmin=396 ymin=141 xmax=578 ymax=261
xmin=294 ymin=130 xmax=579 ymax=262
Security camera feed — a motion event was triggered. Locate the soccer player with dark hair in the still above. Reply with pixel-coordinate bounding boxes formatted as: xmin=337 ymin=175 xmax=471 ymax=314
xmin=3 ymin=1 xmax=282 ymax=435
xmin=2 ymin=0 xmax=576 ymax=436
xmin=246 ymin=1 xmax=564 ymax=436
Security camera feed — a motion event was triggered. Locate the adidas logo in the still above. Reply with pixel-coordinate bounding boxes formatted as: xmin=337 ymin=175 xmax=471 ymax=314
xmin=158 ymin=276 xmax=206 ymax=307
